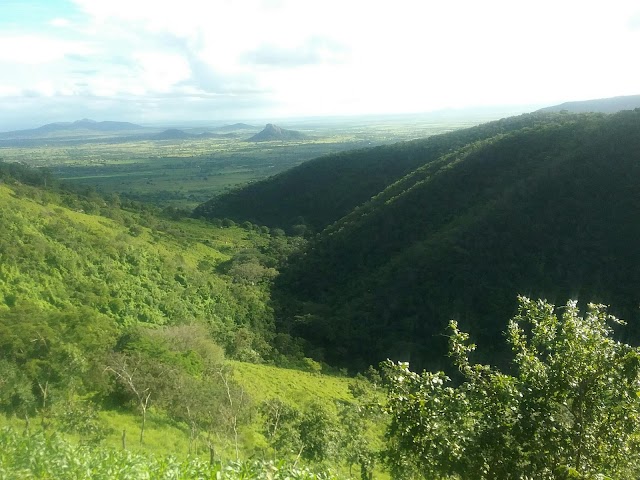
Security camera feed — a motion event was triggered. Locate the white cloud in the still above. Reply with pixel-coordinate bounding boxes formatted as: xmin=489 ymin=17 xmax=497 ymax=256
xmin=0 ymin=35 xmax=93 ymax=65
xmin=1 ymin=0 xmax=639 ymax=127
xmin=0 ymin=84 xmax=21 ymax=96
xmin=50 ymin=17 xmax=72 ymax=28
xmin=132 ymin=52 xmax=192 ymax=93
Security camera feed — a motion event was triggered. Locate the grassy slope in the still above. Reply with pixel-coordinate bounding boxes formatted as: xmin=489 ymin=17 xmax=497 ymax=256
xmin=231 ymin=361 xmax=353 ymax=408
xmin=0 ymin=361 xmax=358 ymax=460
xmin=0 ymin=182 xmax=365 ymax=465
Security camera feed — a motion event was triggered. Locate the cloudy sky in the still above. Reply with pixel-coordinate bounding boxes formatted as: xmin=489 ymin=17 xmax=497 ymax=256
xmin=1 ymin=0 xmax=639 ymax=129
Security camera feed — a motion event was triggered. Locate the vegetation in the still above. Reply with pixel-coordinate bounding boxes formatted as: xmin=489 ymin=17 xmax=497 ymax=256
xmin=0 ymin=163 xmax=385 ymax=477
xmin=383 ymin=297 xmax=640 ymax=479
xmin=0 ymin=427 xmax=342 ymax=479
xmin=193 ymin=112 xmax=572 ymax=231
xmin=272 ymin=110 xmax=640 ymax=371
xmin=3 ymin=109 xmax=640 ymax=477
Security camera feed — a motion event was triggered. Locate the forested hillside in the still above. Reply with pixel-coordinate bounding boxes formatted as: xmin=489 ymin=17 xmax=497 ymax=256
xmin=194 ymin=113 xmax=578 ymax=232
xmin=272 ymin=110 xmax=640 ymax=371
xmin=0 ymin=164 xmax=307 ymax=448
xmin=0 ymin=166 xmax=286 ymax=359
xmin=0 ymin=163 xmax=393 ymax=478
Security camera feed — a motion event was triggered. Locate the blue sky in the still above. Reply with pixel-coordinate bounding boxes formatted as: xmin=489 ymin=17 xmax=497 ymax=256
xmin=1 ymin=0 xmax=639 ymax=129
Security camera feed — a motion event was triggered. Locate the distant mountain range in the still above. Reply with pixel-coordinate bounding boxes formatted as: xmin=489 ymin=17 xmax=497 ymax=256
xmin=538 ymin=94 xmax=640 ymax=113
xmin=247 ymin=124 xmax=307 ymax=142
xmin=0 ymin=118 xmax=146 ymax=139
xmin=0 ymin=119 xmax=262 ymax=145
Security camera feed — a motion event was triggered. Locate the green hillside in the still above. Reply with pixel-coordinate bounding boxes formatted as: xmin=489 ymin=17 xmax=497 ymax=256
xmin=272 ymin=110 xmax=640 ymax=371
xmin=0 ymin=178 xmax=280 ymax=358
xmin=0 ymin=167 xmax=386 ymax=477
xmin=193 ymin=113 xmax=573 ymax=232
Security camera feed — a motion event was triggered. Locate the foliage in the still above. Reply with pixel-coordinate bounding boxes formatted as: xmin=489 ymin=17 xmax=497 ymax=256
xmin=258 ymin=375 xmax=383 ymax=477
xmin=0 ymin=168 xmax=307 ymax=464
xmin=382 ymin=297 xmax=640 ymax=479
xmin=0 ymin=175 xmax=280 ymax=363
xmin=297 ymin=402 xmax=339 ymax=464
xmin=337 ymin=379 xmax=383 ymax=480
xmin=260 ymin=398 xmax=302 ymax=458
xmin=0 ymin=427 xmax=343 ymax=479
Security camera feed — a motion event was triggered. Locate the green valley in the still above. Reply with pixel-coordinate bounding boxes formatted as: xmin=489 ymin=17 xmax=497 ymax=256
xmin=0 ymin=114 xmax=484 ymax=209
xmin=3 ymin=107 xmax=640 ymax=479
xmin=0 ymin=163 xmax=384 ymax=478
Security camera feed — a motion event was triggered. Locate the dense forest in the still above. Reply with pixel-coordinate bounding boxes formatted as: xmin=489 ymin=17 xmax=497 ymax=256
xmin=196 ymin=111 xmax=640 ymax=372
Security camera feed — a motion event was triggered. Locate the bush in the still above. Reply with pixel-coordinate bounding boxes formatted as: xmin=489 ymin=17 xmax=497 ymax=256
xmin=383 ymin=297 xmax=640 ymax=479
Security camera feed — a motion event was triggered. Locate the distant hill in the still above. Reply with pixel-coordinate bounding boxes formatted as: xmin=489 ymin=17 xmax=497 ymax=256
xmin=153 ymin=128 xmax=193 ymax=140
xmin=247 ymin=123 xmax=307 ymax=142
xmin=0 ymin=119 xmax=146 ymax=139
xmin=153 ymin=129 xmax=238 ymax=140
xmin=269 ymin=110 xmax=640 ymax=371
xmin=198 ymin=131 xmax=236 ymax=139
xmin=537 ymin=94 xmax=640 ymax=113
xmin=214 ymin=123 xmax=258 ymax=133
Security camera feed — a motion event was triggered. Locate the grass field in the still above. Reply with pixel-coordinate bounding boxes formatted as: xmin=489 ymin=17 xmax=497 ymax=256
xmin=230 ymin=361 xmax=355 ymax=411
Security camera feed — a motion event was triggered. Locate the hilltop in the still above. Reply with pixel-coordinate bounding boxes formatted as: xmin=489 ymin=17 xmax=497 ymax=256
xmin=247 ymin=123 xmax=307 ymax=142
xmin=153 ymin=128 xmax=193 ymax=140
xmin=537 ymin=94 xmax=640 ymax=113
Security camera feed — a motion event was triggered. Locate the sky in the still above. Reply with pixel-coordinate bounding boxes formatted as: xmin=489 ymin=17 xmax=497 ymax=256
xmin=1 ymin=0 xmax=639 ymax=129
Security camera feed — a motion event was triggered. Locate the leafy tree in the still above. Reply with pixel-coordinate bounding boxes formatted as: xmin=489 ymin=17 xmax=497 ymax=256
xmin=53 ymin=399 xmax=112 ymax=445
xmin=337 ymin=380 xmax=383 ymax=480
xmin=383 ymin=297 xmax=640 ymax=479
xmin=260 ymin=398 xmax=302 ymax=460
xmin=105 ymin=351 xmax=177 ymax=445
xmin=298 ymin=402 xmax=338 ymax=464
xmin=0 ymin=359 xmax=36 ymax=418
